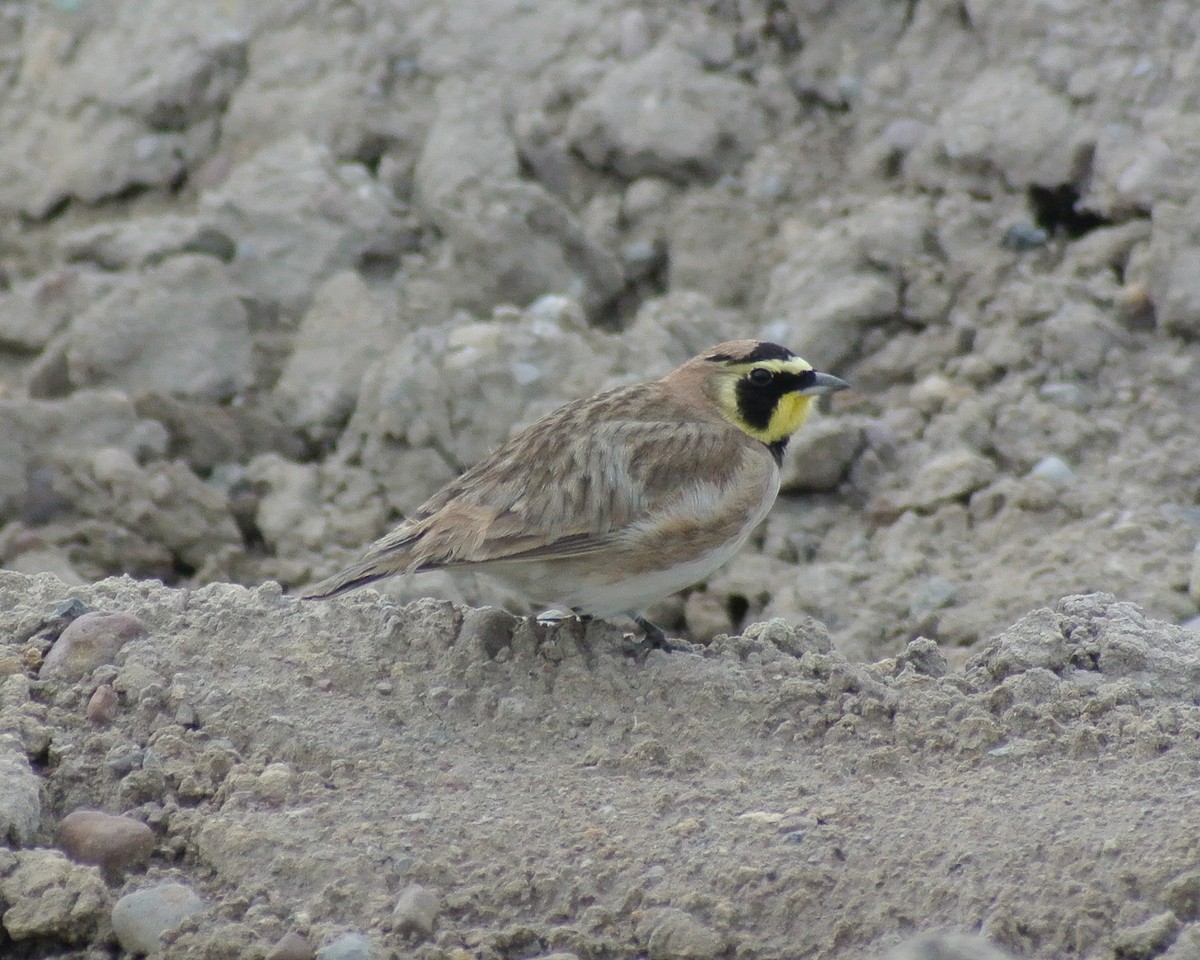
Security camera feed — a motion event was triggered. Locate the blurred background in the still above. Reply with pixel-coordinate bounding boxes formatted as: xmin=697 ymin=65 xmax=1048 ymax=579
xmin=1 ymin=0 xmax=1198 ymax=660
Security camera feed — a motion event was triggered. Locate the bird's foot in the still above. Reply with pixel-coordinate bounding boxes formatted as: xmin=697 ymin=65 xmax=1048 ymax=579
xmin=535 ymin=608 xmax=572 ymax=629
xmin=532 ymin=609 xmax=591 ymax=646
xmin=620 ymin=617 xmax=690 ymax=658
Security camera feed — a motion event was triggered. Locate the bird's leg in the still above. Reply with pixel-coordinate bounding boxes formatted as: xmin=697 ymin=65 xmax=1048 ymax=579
xmin=616 ymin=616 xmax=690 ymax=657
xmin=635 ymin=616 xmax=670 ymax=650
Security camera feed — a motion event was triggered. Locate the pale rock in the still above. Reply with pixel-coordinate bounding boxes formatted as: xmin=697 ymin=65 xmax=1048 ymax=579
xmin=567 ymin=44 xmax=766 ymax=180
xmin=909 ymin=65 xmax=1089 ymax=190
xmin=0 ymin=270 xmax=117 ymax=354
xmin=1111 ymin=911 xmax=1181 ymax=960
xmin=220 ymin=20 xmax=401 ymax=160
xmin=268 ymin=931 xmax=314 ymax=960
xmin=256 ymin=763 xmax=295 ymax=805
xmin=666 ymin=187 xmax=772 ymax=307
xmin=4 ymin=548 xmax=87 ymax=586
xmin=898 ymin=450 xmax=998 ymax=512
xmin=111 ymin=882 xmax=205 ymax=955
xmin=886 ymin=930 xmax=1014 ymax=960
xmin=0 ymin=391 xmax=167 ymax=522
xmin=416 ymin=79 xmax=622 ymax=319
xmin=63 ymin=255 xmax=253 ymax=402
xmin=761 ymin=198 xmax=930 ymax=369
xmin=268 ymin=930 xmax=315 ymax=960
xmin=0 ymin=849 xmax=110 ymax=943
xmin=1151 ymin=244 xmax=1200 ymax=339
xmin=274 ymin=271 xmax=405 ymax=434
xmin=1028 ymin=456 xmax=1075 ymax=488
xmin=60 ymin=214 xmax=234 ymax=270
xmin=642 ymin=907 xmax=726 ymax=960
xmin=51 ymin=455 xmax=243 ymax=572
xmin=1037 ymin=303 xmax=1118 ymax=377
xmin=0 ymin=736 xmax=41 ymax=845
xmin=780 ymin=418 xmax=866 ymax=493
xmin=620 ymin=292 xmax=744 ymax=372
xmin=201 ymin=135 xmax=412 ymax=315
xmin=0 ymin=2 xmax=247 ymax=216
xmin=316 ymin=932 xmax=373 ymax=960
xmin=1090 ymin=114 xmax=1200 ymax=213
xmin=619 ymin=9 xmax=652 ymax=60
xmin=392 ymin=883 xmax=441 ymax=938
xmin=246 ymin=457 xmax=329 ymax=556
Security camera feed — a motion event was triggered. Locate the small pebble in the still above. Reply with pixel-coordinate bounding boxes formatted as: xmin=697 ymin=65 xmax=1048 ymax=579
xmin=622 ymin=238 xmax=665 ymax=278
xmin=59 ymin=809 xmax=154 ymax=877
xmin=40 ymin=611 xmax=148 ymax=681
xmin=881 ymin=118 xmax=929 ymax=153
xmin=1029 ymin=455 xmax=1075 ymax=488
xmin=269 ymin=930 xmax=315 ymax=960
xmin=1001 ymin=222 xmax=1049 ymax=251
xmin=623 ymin=177 xmax=672 ymax=221
xmin=392 ymin=883 xmax=441 ymax=939
xmin=1038 ymin=382 xmax=1086 ymax=409
xmin=256 ymin=763 xmax=295 ymax=804
xmin=174 ymin=702 xmax=198 ymax=727
xmin=111 ymin=882 xmax=205 ymax=955
xmin=316 ymin=932 xmax=372 ymax=960
xmin=105 ymin=744 xmax=144 ymax=777
xmin=645 ymin=908 xmax=726 ymax=960
xmin=87 ymin=684 xmax=120 ymax=724
xmin=1114 ymin=280 xmax=1155 ymax=330
xmin=907 ymin=578 xmax=955 ymax=614
xmin=886 ymin=930 xmax=1013 ymax=960
xmin=899 ymin=637 xmax=948 ymax=678
xmin=50 ymin=597 xmax=90 ymax=623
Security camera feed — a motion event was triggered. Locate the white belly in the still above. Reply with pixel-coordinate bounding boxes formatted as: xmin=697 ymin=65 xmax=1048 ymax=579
xmin=484 ymin=468 xmax=779 ymax=618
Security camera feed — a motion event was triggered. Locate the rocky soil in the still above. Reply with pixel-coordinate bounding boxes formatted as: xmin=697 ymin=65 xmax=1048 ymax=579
xmin=2 ymin=0 xmax=1199 ymax=958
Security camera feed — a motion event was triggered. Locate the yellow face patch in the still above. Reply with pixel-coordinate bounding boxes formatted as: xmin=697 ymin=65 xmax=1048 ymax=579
xmin=711 ymin=357 xmax=818 ymax=445
xmin=760 ymin=390 xmax=815 ymax=443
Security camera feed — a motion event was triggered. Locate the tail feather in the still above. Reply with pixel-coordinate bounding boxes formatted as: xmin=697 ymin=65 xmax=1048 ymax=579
xmin=301 ymin=560 xmax=397 ymax=600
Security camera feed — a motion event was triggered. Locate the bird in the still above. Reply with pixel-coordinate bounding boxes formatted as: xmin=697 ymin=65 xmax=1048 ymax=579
xmin=303 ymin=339 xmax=849 ymax=650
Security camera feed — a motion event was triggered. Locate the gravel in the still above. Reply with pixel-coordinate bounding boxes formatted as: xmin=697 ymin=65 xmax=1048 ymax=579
xmin=1 ymin=0 xmax=1199 ymax=956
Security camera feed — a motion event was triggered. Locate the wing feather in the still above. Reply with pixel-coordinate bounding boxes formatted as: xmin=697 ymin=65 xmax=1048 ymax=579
xmin=406 ymin=418 xmax=764 ymax=568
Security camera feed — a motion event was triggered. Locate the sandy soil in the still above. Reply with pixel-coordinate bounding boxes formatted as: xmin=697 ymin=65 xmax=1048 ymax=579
xmin=2 ymin=0 xmax=1200 ymax=957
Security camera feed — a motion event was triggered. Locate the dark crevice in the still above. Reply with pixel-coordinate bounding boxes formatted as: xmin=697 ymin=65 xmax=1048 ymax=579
xmin=728 ymin=594 xmax=750 ymax=631
xmin=172 ymin=557 xmax=198 ymax=581
xmin=765 ymin=1 xmax=803 ymax=54
xmin=1028 ymin=183 xmax=1110 ymax=239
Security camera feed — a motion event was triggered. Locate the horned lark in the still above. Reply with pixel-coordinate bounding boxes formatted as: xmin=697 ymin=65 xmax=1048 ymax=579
xmin=304 ymin=340 xmax=848 ymax=649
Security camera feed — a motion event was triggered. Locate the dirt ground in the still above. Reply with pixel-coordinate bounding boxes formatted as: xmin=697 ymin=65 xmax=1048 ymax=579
xmin=2 ymin=1 xmax=1200 ymax=958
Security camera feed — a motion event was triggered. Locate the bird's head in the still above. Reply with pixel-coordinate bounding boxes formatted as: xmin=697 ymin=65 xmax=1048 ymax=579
xmin=684 ymin=340 xmax=849 ymax=447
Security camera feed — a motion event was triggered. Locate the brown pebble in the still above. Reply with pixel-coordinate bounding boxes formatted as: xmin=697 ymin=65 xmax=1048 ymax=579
xmin=268 ymin=930 xmax=314 ymax=960
xmin=392 ymin=883 xmax=441 ymax=939
xmin=58 ymin=809 xmax=155 ymax=877
xmin=40 ymin=611 xmax=148 ymax=681
xmin=87 ymin=684 xmax=120 ymax=724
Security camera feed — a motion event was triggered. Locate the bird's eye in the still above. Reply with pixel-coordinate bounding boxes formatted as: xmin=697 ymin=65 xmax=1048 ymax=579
xmin=748 ymin=368 xmax=773 ymax=386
